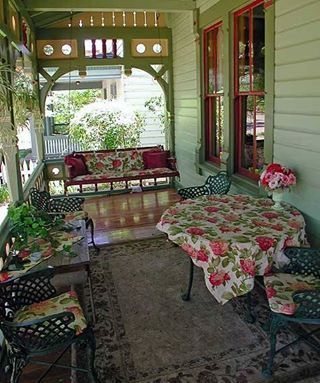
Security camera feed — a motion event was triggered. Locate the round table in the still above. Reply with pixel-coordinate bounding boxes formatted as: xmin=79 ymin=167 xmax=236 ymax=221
xmin=156 ymin=194 xmax=307 ymax=304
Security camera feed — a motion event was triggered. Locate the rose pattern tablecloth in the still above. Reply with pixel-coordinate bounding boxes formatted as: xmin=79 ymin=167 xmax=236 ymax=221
xmin=156 ymin=194 xmax=307 ymax=304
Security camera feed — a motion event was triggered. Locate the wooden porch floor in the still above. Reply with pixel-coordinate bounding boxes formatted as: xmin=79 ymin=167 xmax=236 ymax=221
xmin=84 ymin=188 xmax=180 ymax=246
xmin=9 ymin=188 xmax=179 ymax=383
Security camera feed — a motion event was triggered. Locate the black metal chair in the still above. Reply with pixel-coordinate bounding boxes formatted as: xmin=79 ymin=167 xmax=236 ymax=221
xmin=29 ymin=187 xmax=99 ymax=251
xmin=0 ymin=267 xmax=99 ymax=383
xmin=177 ymin=171 xmax=231 ymax=200
xmin=262 ymin=247 xmax=320 ymax=377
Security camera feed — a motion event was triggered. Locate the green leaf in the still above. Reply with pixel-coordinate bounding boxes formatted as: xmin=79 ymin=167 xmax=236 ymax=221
xmin=222 ymin=258 xmax=229 ymax=268
xmin=222 ymin=292 xmax=234 ymax=300
xmin=234 ymin=236 xmax=250 ymax=243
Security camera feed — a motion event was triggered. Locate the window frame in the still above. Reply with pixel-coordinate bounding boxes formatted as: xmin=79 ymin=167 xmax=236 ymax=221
xmin=203 ymin=20 xmax=224 ymax=165
xmin=234 ymin=0 xmax=266 ymax=180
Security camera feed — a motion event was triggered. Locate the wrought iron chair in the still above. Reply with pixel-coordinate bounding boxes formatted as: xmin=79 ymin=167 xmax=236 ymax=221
xmin=0 ymin=267 xmax=99 ymax=383
xmin=262 ymin=247 xmax=320 ymax=377
xmin=177 ymin=171 xmax=231 ymax=200
xmin=29 ymin=187 xmax=99 ymax=250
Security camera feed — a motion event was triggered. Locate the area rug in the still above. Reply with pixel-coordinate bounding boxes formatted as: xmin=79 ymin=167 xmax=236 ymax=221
xmin=84 ymin=237 xmax=320 ymax=383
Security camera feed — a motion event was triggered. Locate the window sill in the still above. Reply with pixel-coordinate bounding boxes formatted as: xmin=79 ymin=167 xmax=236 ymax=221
xmin=231 ymin=174 xmax=261 ymax=196
xmin=198 ymin=161 xmax=221 ymax=176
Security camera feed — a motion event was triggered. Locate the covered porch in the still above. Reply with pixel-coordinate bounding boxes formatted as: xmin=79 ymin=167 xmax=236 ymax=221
xmin=0 ymin=0 xmax=320 ymax=382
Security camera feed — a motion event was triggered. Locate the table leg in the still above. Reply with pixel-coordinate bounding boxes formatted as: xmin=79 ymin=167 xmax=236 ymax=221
xmin=87 ymin=265 xmax=96 ymax=325
xmin=244 ymin=291 xmax=256 ymax=323
xmin=181 ymin=258 xmax=194 ymax=301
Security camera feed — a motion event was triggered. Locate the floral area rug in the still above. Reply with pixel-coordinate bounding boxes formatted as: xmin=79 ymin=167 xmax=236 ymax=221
xmin=83 ymin=237 xmax=320 ymax=383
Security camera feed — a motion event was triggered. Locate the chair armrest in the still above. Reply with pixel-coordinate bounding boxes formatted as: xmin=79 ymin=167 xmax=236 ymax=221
xmin=48 ymin=197 xmax=84 ymax=213
xmin=167 ymin=157 xmax=177 ymax=171
xmin=178 ymin=185 xmax=210 ymax=200
xmin=293 ymin=290 xmax=320 ymax=319
xmin=282 ymin=247 xmax=320 ymax=278
xmin=0 ymin=268 xmax=56 ymax=314
xmin=2 ymin=312 xmax=76 ymax=353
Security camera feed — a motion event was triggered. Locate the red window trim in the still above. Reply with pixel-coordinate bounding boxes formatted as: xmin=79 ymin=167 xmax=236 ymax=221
xmin=203 ymin=21 xmax=223 ymax=165
xmin=234 ymin=0 xmax=265 ymax=180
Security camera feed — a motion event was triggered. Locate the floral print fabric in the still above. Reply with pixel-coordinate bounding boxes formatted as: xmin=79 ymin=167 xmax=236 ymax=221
xmin=156 ymin=194 xmax=307 ymax=304
xmin=264 ymin=273 xmax=320 ymax=315
xmin=14 ymin=290 xmax=87 ymax=335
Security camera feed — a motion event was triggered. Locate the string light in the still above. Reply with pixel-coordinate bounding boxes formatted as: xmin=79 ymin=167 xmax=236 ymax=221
xmin=90 ymin=15 xmax=94 ymax=26
xmin=101 ymin=12 xmax=105 ymax=27
xmin=112 ymin=12 xmax=116 ymax=27
xmin=122 ymin=11 xmax=126 ymax=27
xmin=79 ymin=19 xmax=83 ymax=27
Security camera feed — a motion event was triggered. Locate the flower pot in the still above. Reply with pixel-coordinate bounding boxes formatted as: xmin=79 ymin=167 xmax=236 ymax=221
xmin=272 ymin=190 xmax=284 ymax=211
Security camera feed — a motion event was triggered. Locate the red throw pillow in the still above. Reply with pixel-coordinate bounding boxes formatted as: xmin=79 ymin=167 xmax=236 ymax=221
xmin=67 ymin=156 xmax=88 ymax=179
xmin=142 ymin=149 xmax=162 ymax=168
xmin=145 ymin=151 xmax=169 ymax=169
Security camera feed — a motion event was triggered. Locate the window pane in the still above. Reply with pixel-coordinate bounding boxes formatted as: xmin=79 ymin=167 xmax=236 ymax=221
xmin=206 ymin=24 xmax=223 ymax=94
xmin=252 ymin=4 xmax=265 ymax=91
xmin=240 ymin=95 xmax=265 ymax=173
xmin=206 ymin=96 xmax=223 ymax=159
xmin=237 ymin=11 xmax=250 ymax=92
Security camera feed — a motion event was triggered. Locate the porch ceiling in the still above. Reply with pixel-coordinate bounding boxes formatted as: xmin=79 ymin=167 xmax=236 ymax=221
xmin=23 ymin=0 xmax=196 ymax=12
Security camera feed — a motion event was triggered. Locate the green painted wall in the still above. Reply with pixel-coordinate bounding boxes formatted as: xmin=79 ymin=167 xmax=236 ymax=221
xmin=170 ymin=0 xmax=320 ymax=245
xmin=273 ymin=0 xmax=320 ymax=246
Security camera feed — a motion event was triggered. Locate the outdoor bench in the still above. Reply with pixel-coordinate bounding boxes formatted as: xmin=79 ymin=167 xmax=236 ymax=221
xmin=64 ymin=146 xmax=179 ymax=194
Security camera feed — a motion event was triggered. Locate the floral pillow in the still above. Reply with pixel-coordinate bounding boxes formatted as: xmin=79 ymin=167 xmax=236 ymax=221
xmin=117 ymin=150 xmax=144 ymax=171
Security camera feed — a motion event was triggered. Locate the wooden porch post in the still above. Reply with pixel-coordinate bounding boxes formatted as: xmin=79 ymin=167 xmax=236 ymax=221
xmin=0 ymin=122 xmax=24 ymax=203
xmin=34 ymin=115 xmax=45 ymax=161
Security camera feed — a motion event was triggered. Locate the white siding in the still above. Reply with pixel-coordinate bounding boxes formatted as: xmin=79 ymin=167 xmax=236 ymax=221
xmin=170 ymin=11 xmax=205 ymax=187
xmin=123 ymin=68 xmax=165 ymax=147
xmin=274 ymin=0 xmax=320 ymax=245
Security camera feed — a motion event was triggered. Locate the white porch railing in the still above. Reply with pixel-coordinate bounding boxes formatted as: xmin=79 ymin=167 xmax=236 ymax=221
xmin=44 ymin=135 xmax=83 ymax=157
xmin=0 ymin=159 xmax=38 ymax=186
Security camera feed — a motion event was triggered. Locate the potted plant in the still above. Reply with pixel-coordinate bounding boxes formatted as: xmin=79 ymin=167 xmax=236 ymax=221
xmin=8 ymin=203 xmax=60 ymax=251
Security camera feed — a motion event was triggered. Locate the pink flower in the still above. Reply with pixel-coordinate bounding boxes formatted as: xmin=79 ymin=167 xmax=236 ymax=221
xmin=112 ymin=159 xmax=122 ymax=168
xmin=181 ymin=243 xmax=197 ymax=258
xmin=67 ymin=306 xmax=82 ymax=316
xmin=262 ymin=212 xmax=279 ymax=219
xmin=288 ymin=220 xmax=301 ymax=230
xmin=186 ymin=227 xmax=205 ymax=236
xmin=130 ymin=151 xmax=138 ymax=159
xmin=240 ymin=259 xmax=255 ymax=276
xmin=291 ymin=210 xmax=301 ymax=216
xmin=0 ymin=272 xmax=10 ymax=282
xmin=196 ymin=250 xmax=208 ymax=262
xmin=168 ymin=208 xmax=180 ymax=215
xmin=280 ymin=303 xmax=296 ymax=315
xmin=283 ymin=236 xmax=295 ymax=249
xmin=207 ymin=217 xmax=218 ymax=224
xmin=223 ymin=214 xmax=239 ymax=222
xmin=256 ymin=236 xmax=275 ymax=251
xmin=204 ymin=206 xmax=219 ymax=213
xmin=209 ymin=271 xmax=231 ymax=286
xmin=96 ymin=161 xmax=104 ymax=170
xmin=209 ymin=241 xmax=229 ymax=256
xmin=266 ymin=286 xmax=277 ymax=299
xmin=68 ymin=291 xmax=78 ymax=298
xmin=263 ymin=264 xmax=273 ymax=275
xmin=271 ymin=224 xmax=283 ymax=232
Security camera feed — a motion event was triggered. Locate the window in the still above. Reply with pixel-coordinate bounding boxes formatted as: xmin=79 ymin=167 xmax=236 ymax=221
xmin=234 ymin=0 xmax=265 ymax=179
xmin=203 ymin=22 xmax=223 ymax=164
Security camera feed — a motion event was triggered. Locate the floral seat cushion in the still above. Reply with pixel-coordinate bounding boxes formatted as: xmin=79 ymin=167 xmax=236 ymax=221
xmin=14 ymin=291 xmax=87 ymax=335
xmin=64 ymin=210 xmax=88 ymax=222
xmin=264 ymin=273 xmax=320 ymax=315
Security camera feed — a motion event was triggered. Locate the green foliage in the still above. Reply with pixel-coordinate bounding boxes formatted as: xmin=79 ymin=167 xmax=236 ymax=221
xmin=8 ymin=203 xmax=62 ymax=249
xmin=69 ymin=100 xmax=146 ymax=150
xmin=52 ymin=89 xmax=101 ymax=128
xmin=0 ymin=185 xmax=9 ymax=204
xmin=144 ymin=95 xmax=166 ymax=133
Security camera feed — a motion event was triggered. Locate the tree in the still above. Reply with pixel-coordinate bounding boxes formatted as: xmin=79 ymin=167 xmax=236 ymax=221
xmin=69 ymin=100 xmax=145 ymax=150
xmin=51 ymin=89 xmax=101 ymax=131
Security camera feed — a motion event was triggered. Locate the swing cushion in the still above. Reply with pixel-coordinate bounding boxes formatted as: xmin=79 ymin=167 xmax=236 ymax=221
xmin=264 ymin=273 xmax=320 ymax=315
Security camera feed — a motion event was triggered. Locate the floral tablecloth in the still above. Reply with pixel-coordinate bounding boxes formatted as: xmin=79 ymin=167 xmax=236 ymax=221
xmin=156 ymin=194 xmax=307 ymax=304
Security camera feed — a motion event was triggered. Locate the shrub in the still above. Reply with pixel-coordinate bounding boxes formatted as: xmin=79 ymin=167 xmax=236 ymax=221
xmin=69 ymin=100 xmax=145 ymax=150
